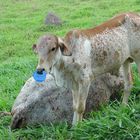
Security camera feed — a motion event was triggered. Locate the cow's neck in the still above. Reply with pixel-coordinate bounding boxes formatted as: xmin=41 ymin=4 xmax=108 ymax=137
xmin=51 ymin=52 xmax=73 ymax=88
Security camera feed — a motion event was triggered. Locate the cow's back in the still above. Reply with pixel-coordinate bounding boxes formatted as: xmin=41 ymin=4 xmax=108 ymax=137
xmin=63 ymin=12 xmax=140 ymax=78
xmin=64 ymin=27 xmax=129 ymax=77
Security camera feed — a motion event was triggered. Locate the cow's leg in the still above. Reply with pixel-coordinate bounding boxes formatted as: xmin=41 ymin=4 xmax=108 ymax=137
xmin=72 ymin=89 xmax=78 ymax=125
xmin=72 ymin=82 xmax=90 ymax=125
xmin=122 ymin=61 xmax=132 ymax=105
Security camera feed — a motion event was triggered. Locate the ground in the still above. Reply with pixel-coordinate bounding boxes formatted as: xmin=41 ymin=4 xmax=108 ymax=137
xmin=0 ymin=0 xmax=140 ymax=139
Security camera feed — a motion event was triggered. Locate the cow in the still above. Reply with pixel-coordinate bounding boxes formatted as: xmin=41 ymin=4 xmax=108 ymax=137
xmin=32 ymin=12 xmax=140 ymax=125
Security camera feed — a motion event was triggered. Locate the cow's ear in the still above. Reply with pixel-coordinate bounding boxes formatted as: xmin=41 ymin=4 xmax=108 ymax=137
xmin=32 ymin=44 xmax=37 ymax=53
xmin=58 ymin=37 xmax=72 ymax=56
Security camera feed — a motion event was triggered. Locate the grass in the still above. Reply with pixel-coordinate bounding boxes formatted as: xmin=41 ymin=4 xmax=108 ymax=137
xmin=0 ymin=0 xmax=140 ymax=139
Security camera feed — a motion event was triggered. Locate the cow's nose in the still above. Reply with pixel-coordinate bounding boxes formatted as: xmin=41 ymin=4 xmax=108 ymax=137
xmin=36 ymin=68 xmax=45 ymax=74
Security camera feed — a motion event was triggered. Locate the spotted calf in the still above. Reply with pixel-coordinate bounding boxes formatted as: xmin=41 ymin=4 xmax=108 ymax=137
xmin=33 ymin=12 xmax=140 ymax=125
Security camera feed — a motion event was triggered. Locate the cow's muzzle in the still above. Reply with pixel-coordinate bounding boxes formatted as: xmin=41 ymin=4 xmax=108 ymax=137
xmin=36 ymin=68 xmax=45 ymax=74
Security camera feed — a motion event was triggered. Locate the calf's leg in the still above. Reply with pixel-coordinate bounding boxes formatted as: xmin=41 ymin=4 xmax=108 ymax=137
xmin=122 ymin=61 xmax=132 ymax=105
xmin=72 ymin=82 xmax=90 ymax=125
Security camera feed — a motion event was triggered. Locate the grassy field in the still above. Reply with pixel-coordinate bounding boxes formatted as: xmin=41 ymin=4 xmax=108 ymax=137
xmin=0 ymin=0 xmax=140 ymax=139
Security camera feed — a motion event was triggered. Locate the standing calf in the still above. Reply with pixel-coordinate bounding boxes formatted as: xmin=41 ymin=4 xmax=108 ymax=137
xmin=33 ymin=12 xmax=140 ymax=125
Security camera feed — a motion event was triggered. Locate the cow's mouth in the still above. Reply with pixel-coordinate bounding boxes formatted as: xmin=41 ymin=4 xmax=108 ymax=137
xmin=11 ymin=114 xmax=27 ymax=129
xmin=37 ymin=68 xmax=45 ymax=74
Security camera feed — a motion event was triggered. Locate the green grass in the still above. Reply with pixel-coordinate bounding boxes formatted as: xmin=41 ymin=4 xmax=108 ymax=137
xmin=0 ymin=0 xmax=140 ymax=139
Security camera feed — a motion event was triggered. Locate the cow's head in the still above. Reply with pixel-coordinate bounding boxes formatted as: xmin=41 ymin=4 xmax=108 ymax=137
xmin=32 ymin=34 xmax=71 ymax=73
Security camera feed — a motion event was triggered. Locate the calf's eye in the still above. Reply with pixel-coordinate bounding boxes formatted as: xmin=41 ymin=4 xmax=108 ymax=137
xmin=51 ymin=48 xmax=56 ymax=51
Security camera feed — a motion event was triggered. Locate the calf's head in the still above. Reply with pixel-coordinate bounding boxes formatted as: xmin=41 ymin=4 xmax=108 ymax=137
xmin=33 ymin=34 xmax=71 ymax=73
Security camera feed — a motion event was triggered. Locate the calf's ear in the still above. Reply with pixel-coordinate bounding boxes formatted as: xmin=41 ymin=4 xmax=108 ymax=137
xmin=32 ymin=44 xmax=37 ymax=53
xmin=58 ymin=37 xmax=72 ymax=56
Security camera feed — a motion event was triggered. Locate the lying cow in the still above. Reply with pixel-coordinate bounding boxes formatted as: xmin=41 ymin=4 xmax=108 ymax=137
xmin=32 ymin=12 xmax=139 ymax=125
xmin=11 ymin=73 xmax=124 ymax=129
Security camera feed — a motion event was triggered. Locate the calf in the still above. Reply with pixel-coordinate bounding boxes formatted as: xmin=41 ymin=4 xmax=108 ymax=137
xmin=33 ymin=12 xmax=140 ymax=125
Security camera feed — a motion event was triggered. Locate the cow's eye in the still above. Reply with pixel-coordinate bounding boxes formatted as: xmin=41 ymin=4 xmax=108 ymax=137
xmin=51 ymin=48 xmax=56 ymax=51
